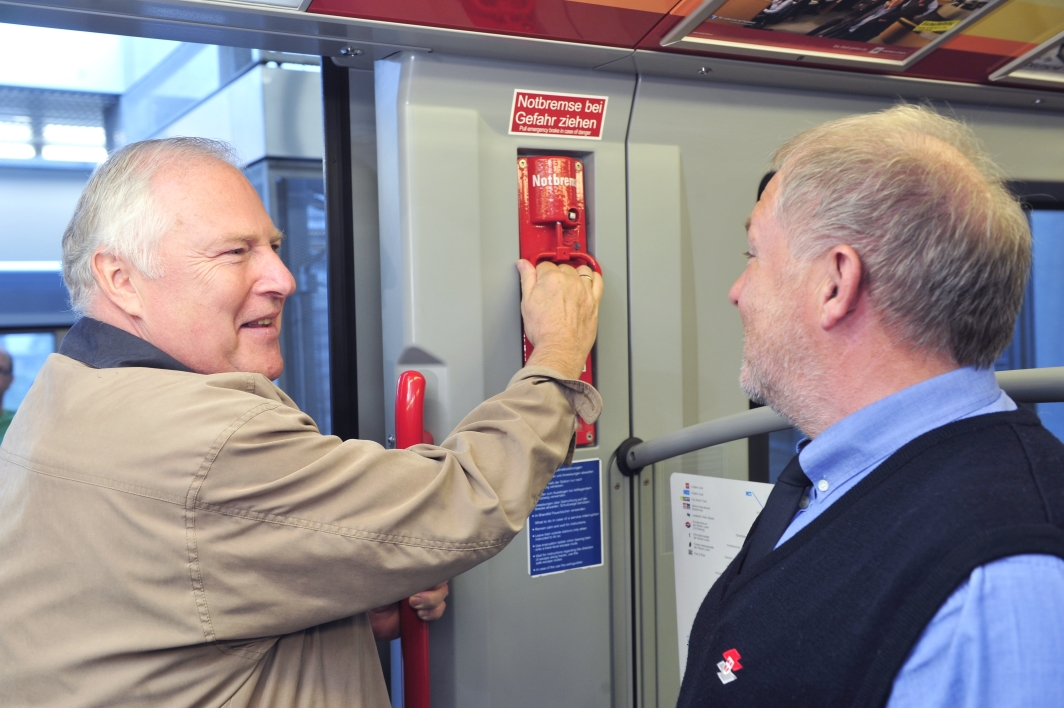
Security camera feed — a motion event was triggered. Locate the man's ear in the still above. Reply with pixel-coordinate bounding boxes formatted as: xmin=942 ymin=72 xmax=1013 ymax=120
xmin=90 ymin=249 xmax=145 ymax=318
xmin=819 ymin=245 xmax=862 ymax=331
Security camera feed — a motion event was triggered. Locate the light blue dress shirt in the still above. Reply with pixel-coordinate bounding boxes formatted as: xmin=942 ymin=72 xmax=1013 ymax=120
xmin=776 ymin=366 xmax=1064 ymax=707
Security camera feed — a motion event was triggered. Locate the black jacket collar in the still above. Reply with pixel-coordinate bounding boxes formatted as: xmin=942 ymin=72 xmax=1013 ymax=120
xmin=59 ymin=317 xmax=192 ymax=373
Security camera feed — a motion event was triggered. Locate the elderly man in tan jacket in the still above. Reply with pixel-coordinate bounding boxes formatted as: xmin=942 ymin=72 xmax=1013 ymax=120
xmin=0 ymin=138 xmax=603 ymax=707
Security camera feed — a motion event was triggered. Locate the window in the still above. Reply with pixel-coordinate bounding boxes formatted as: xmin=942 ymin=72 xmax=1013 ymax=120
xmin=1023 ymin=205 xmax=1064 ymax=441
xmin=0 ymin=330 xmax=60 ymax=413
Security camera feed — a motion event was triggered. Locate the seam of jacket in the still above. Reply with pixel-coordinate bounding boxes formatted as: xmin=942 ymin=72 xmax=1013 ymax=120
xmin=527 ymin=374 xmax=596 ymax=420
xmin=192 ymin=500 xmax=512 ymax=550
xmin=185 ymin=397 xmax=280 ymax=643
xmin=213 ymin=637 xmax=274 ymax=660
xmin=0 ymin=412 xmax=515 ymax=552
xmin=0 ymin=448 xmax=191 ymax=505
xmin=0 ymin=423 xmax=520 ymax=555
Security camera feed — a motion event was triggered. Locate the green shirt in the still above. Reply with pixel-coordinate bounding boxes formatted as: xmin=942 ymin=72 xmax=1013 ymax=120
xmin=0 ymin=409 xmax=14 ymax=443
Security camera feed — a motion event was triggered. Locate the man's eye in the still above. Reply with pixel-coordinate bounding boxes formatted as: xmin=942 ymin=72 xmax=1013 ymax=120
xmin=228 ymin=248 xmax=246 ymax=256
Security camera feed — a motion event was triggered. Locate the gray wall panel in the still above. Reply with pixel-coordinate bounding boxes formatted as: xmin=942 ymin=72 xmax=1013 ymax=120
xmin=375 ymin=51 xmax=636 ymax=708
xmin=348 ymin=67 xmax=386 ymax=445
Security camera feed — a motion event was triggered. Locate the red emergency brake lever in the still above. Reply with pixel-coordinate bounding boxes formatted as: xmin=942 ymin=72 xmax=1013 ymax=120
xmin=534 ymin=222 xmax=602 ymax=274
xmin=395 ymin=370 xmax=433 ymax=708
xmin=518 ymin=154 xmax=598 ymax=446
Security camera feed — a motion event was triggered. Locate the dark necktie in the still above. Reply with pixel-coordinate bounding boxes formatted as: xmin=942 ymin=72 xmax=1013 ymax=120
xmin=743 ymin=454 xmax=811 ymax=568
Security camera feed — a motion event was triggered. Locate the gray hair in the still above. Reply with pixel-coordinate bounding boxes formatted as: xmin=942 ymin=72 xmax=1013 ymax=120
xmin=771 ymin=104 xmax=1031 ymax=368
xmin=61 ymin=137 xmax=239 ymax=315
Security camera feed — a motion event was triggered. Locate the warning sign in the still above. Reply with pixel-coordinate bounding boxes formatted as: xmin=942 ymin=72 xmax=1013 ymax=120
xmin=509 ymin=89 xmax=608 ymax=140
xmin=527 ymin=459 xmax=603 ymax=577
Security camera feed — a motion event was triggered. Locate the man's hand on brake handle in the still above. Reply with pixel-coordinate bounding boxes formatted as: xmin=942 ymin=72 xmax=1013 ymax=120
xmin=517 ymin=260 xmax=604 ymax=380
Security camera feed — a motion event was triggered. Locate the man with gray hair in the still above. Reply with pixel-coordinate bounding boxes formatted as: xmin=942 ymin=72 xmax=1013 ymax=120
xmin=0 ymin=137 xmax=604 ymax=706
xmin=678 ymin=105 xmax=1064 ymax=707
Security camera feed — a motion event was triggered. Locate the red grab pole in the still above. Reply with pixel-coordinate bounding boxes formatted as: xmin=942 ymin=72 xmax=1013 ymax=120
xmin=395 ymin=370 xmax=432 ymax=708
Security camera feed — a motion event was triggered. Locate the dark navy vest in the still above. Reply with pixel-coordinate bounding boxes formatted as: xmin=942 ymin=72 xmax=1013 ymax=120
xmin=676 ymin=409 xmax=1064 ymax=708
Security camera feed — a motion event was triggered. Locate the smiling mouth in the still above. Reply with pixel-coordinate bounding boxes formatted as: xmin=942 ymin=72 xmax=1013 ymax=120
xmin=243 ymin=318 xmax=276 ymax=329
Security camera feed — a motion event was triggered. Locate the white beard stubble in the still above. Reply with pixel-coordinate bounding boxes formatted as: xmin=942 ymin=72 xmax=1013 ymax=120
xmin=738 ymin=289 xmax=826 ymax=436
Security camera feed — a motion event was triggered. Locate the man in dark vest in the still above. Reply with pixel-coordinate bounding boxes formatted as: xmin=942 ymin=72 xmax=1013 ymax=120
xmin=677 ymin=105 xmax=1064 ymax=707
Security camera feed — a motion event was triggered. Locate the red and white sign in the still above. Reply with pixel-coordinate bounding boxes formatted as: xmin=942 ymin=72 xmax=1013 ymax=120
xmin=509 ymin=89 xmax=608 ymax=140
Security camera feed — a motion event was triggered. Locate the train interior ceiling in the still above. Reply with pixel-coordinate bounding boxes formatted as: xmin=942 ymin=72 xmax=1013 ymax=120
xmin=0 ymin=0 xmax=1062 ymax=707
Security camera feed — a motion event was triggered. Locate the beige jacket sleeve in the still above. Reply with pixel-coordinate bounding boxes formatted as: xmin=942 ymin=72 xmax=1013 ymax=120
xmin=190 ymin=366 xmax=602 ymax=641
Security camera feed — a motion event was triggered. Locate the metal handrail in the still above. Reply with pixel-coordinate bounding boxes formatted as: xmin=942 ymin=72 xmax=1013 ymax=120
xmin=615 ymin=367 xmax=1064 ymax=476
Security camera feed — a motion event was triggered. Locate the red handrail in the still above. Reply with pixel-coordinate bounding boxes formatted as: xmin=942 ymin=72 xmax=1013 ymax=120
xmin=395 ymin=370 xmax=432 ymax=708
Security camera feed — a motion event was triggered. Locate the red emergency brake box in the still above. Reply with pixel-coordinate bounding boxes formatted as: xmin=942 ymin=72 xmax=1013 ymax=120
xmin=517 ymin=155 xmax=597 ymax=447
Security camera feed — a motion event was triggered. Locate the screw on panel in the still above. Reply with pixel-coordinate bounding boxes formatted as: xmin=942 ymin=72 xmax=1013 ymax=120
xmin=698 ymin=66 xmax=711 ymax=76
xmin=518 ymin=158 xmax=527 ymax=168
xmin=575 ymin=161 xmax=582 ymax=171
xmin=614 ymin=482 xmax=621 ymax=490
xmin=339 ymin=47 xmax=364 ymax=56
xmin=1034 ymin=98 xmax=1045 ymax=105
xmin=643 ymin=479 xmax=650 ymax=486
xmin=795 ymin=55 xmax=806 ymax=61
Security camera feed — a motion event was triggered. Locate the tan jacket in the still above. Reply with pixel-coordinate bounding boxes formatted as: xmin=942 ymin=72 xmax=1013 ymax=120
xmin=0 ymin=354 xmax=601 ymax=707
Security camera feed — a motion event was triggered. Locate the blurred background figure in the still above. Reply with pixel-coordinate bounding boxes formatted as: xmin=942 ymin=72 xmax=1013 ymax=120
xmin=0 ymin=346 xmax=13 ymax=442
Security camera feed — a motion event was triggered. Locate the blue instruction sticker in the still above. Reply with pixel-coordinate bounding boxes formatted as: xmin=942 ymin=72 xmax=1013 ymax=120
xmin=527 ymin=458 xmax=603 ymax=578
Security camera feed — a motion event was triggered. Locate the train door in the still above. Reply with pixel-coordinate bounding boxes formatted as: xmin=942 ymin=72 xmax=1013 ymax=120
xmin=372 ymin=52 xmax=635 ymax=708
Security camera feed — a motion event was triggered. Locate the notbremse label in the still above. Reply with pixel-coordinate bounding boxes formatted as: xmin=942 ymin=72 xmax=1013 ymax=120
xmin=509 ymin=89 xmax=608 ymax=140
